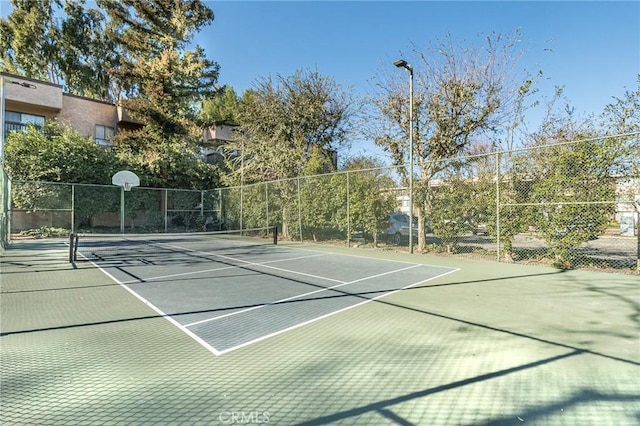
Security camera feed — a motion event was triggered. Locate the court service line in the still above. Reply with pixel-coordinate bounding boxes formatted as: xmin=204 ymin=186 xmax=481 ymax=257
xmin=119 ymin=252 xmax=332 ymax=284
xmin=217 ymin=267 xmax=461 ymax=355
xmin=88 ymin=260 xmax=224 ymax=356
xmin=184 ymin=263 xmax=423 ymax=327
xmin=162 ymin=243 xmax=346 ymax=285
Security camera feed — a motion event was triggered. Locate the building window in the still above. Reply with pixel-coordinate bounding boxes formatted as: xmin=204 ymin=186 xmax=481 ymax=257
xmin=3 ymin=111 xmax=45 ymax=139
xmin=95 ymin=125 xmax=114 ymax=147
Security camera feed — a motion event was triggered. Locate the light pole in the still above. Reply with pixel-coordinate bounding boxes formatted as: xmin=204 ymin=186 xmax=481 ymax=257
xmin=394 ymin=59 xmax=414 ymax=253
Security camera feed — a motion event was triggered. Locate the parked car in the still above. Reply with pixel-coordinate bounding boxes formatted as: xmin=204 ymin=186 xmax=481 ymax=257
xmin=381 ymin=212 xmax=419 ymax=245
xmin=467 ymin=221 xmax=488 ymax=236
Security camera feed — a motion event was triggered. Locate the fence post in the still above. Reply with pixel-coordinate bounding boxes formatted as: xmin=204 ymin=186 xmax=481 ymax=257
xmin=265 ymin=182 xmax=269 ymax=228
xmin=495 ymin=151 xmax=501 ymax=262
xmin=636 ymin=210 xmax=639 ymax=271
xmin=7 ymin=177 xmax=11 ymax=242
xmin=119 ymin=186 xmax=124 ymax=233
xmin=347 ymin=171 xmax=350 ymax=247
xmin=163 ymin=189 xmax=168 ymax=233
xmin=218 ymin=188 xmax=223 ymax=230
xmin=71 ymin=184 xmax=75 ymax=233
xmin=297 ymin=177 xmax=303 ymax=242
xmin=240 ymin=183 xmax=244 ymax=232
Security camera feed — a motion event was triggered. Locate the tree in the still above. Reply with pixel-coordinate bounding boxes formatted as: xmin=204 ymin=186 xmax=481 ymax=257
xmin=3 ymin=121 xmax=118 ymax=183
xmin=341 ymin=157 xmax=396 ymax=246
xmin=528 ymin=135 xmax=616 ymax=268
xmin=365 ymin=31 xmax=539 ymax=251
xmin=2 ymin=0 xmax=220 ymax=118
xmin=101 ymin=0 xmax=219 ymax=137
xmin=1 ymin=0 xmax=63 ymax=82
xmin=223 ymin=69 xmax=353 ymax=238
xmin=1 ymin=0 xmax=121 ymax=101
xmin=3 ymin=121 xmax=123 ymax=228
xmin=601 ymin=75 xmax=640 ymax=136
xmin=200 ymin=85 xmax=240 ymax=126
xmin=228 ymin=69 xmax=352 ymax=184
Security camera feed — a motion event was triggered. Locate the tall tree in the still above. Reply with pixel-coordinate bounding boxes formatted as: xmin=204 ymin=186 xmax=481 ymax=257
xmin=57 ymin=0 xmax=120 ymax=100
xmin=2 ymin=0 xmax=219 ymax=113
xmin=1 ymin=0 xmax=121 ymax=100
xmin=229 ymin=69 xmax=352 ymax=184
xmin=365 ymin=31 xmax=539 ymax=251
xmin=223 ymin=69 xmax=353 ymax=237
xmin=0 ymin=0 xmax=63 ymax=82
xmin=101 ymin=0 xmax=219 ymax=138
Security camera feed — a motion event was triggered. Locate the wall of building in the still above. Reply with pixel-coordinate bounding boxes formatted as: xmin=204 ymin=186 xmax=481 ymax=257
xmin=57 ymin=94 xmax=119 ymax=139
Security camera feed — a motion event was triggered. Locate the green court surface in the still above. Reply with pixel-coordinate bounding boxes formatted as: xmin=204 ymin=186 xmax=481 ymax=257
xmin=1 ymin=238 xmax=639 ymax=425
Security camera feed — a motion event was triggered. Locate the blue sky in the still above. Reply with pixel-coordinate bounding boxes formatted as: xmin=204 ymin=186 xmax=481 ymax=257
xmin=203 ymin=1 xmax=639 ymax=130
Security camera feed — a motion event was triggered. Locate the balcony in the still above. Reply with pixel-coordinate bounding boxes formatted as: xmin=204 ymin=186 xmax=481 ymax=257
xmin=2 ymin=74 xmax=63 ymax=111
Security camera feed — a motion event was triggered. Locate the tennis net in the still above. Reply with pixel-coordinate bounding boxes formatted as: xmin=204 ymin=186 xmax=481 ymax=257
xmin=69 ymin=226 xmax=278 ymax=263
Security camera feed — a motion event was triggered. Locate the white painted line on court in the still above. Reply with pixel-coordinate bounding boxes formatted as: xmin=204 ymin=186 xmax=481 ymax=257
xmin=89 ymin=260 xmax=223 ymax=356
xmin=216 ymin=267 xmax=461 ymax=355
xmin=119 ymin=251 xmax=332 ymax=284
xmin=184 ymin=263 xmax=423 ymax=327
xmin=86 ymin=240 xmax=460 ymax=357
xmin=163 ymin=242 xmax=346 ymax=285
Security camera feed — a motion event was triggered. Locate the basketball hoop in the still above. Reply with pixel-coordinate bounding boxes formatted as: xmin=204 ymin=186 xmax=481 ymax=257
xmin=112 ymin=170 xmax=140 ymax=233
xmin=112 ymin=170 xmax=140 ymax=191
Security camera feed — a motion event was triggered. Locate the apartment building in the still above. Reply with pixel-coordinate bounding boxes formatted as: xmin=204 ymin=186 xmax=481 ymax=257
xmin=0 ymin=72 xmax=242 ymax=166
xmin=1 ymin=72 xmax=337 ymax=169
xmin=0 ymin=72 xmax=145 ymax=154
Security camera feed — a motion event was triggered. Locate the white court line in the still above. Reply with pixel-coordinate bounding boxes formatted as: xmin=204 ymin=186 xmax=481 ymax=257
xmin=119 ymin=252 xmax=331 ymax=284
xmin=88 ymin=259 xmax=224 ymax=356
xmin=184 ymin=263 xmax=422 ymax=327
xmin=86 ymin=239 xmax=460 ymax=357
xmin=216 ymin=267 xmax=461 ymax=355
xmin=162 ymin=243 xmax=346 ymax=285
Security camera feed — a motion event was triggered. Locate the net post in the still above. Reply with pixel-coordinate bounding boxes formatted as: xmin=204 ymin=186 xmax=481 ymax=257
xmin=273 ymin=225 xmax=278 ymax=245
xmin=69 ymin=233 xmax=76 ymax=262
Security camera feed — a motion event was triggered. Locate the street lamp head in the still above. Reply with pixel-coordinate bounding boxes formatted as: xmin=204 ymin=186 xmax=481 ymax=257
xmin=394 ymin=59 xmax=413 ymax=72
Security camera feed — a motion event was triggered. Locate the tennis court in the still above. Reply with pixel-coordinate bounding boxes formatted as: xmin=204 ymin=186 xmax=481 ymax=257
xmin=71 ymin=229 xmax=458 ymax=355
xmin=1 ymin=236 xmax=639 ymax=425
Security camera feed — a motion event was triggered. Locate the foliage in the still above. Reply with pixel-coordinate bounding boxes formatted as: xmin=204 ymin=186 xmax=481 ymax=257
xmin=1 ymin=0 xmax=219 ymax=107
xmin=492 ymin=155 xmax=535 ymax=258
xmin=299 ymin=173 xmax=345 ymax=241
xmin=226 ymin=69 xmax=352 ymax=184
xmin=2 ymin=0 xmax=120 ymax=100
xmin=115 ymin=135 xmax=220 ymax=189
xmin=601 ymin=75 xmax=640 ymax=135
xmin=526 ymin=137 xmax=617 ymax=267
xmin=200 ymin=85 xmax=240 ymax=126
xmin=18 ymin=226 xmax=70 ymax=238
xmin=365 ymin=30 xmax=538 ymax=250
xmin=340 ymin=157 xmax=396 ymax=245
xmin=217 ymin=69 xmax=353 ymax=238
xmin=428 ymin=176 xmax=476 ymax=252
xmin=4 ymin=121 xmax=119 ymax=183
xmin=1 ymin=0 xmax=65 ymax=82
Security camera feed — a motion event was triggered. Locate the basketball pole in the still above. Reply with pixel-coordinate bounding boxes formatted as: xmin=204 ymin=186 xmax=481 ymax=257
xmin=120 ymin=185 xmax=125 ymax=233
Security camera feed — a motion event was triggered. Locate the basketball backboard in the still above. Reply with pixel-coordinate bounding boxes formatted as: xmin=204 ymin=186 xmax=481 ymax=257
xmin=112 ymin=170 xmax=140 ymax=191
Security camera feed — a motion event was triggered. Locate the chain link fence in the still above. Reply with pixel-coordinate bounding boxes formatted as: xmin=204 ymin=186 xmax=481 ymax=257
xmin=5 ymin=135 xmax=639 ymax=273
xmin=7 ymin=181 xmax=223 ymax=236
xmin=223 ymin=135 xmax=639 ymax=274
